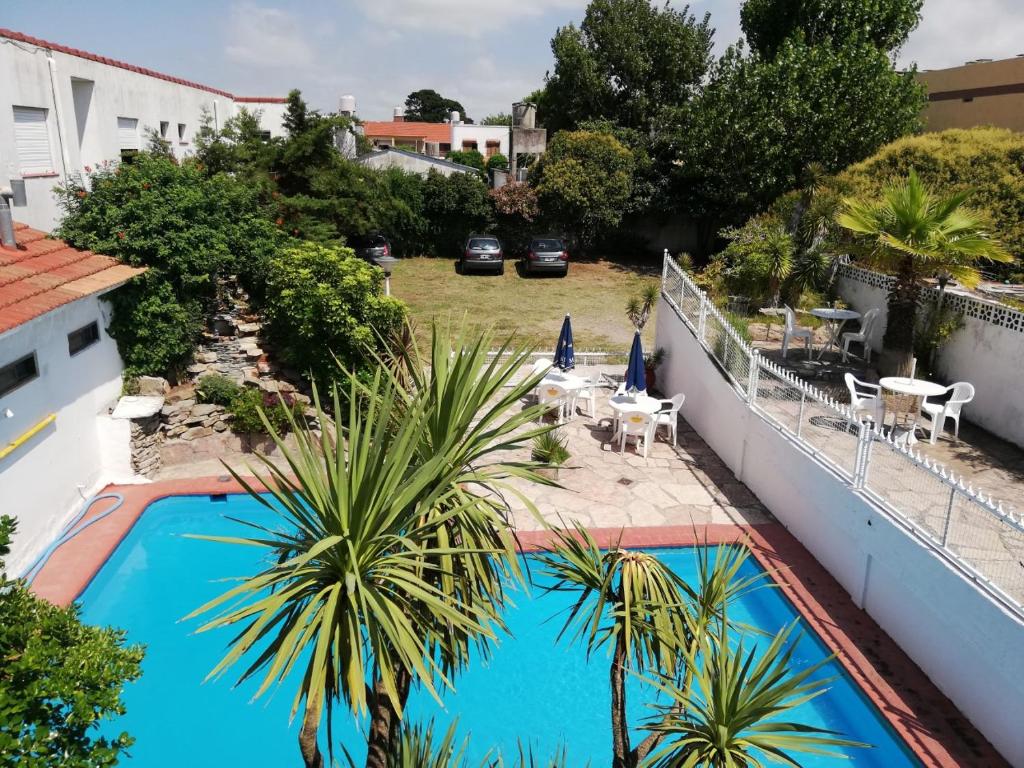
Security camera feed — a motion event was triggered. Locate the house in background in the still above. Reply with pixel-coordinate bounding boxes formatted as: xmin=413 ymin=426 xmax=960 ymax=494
xmin=361 ymin=107 xmax=511 ymax=159
xmin=918 ymin=56 xmax=1024 ymax=132
xmin=354 ymin=146 xmax=482 ymax=177
xmin=0 ymin=218 xmax=144 ymax=576
xmin=0 ymin=28 xmax=289 ymax=232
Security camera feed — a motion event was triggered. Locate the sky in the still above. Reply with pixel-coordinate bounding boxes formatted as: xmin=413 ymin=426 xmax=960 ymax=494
xmin=5 ymin=0 xmax=1024 ymax=121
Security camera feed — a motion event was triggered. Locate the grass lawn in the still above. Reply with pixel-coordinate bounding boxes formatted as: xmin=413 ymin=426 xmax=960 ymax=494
xmin=391 ymin=257 xmax=661 ymax=352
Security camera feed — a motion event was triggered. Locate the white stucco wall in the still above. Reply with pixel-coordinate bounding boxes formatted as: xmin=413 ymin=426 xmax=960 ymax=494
xmin=654 ymin=295 xmax=1024 ymax=766
xmin=836 ymin=271 xmax=1024 ymax=448
xmin=0 ymin=293 xmax=133 ymax=575
xmin=451 ymin=123 xmax=509 ymax=157
xmin=0 ymin=32 xmax=286 ymax=232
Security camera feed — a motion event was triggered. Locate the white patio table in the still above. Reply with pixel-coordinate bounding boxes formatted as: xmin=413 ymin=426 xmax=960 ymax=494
xmin=538 ymin=371 xmax=591 ymax=420
xmin=608 ymin=393 xmax=662 ymax=444
xmin=878 ymin=376 xmax=947 ymax=445
xmin=810 ymin=307 xmax=861 ymax=360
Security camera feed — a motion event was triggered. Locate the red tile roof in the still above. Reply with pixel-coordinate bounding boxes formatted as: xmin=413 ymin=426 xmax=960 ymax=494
xmin=0 ymin=223 xmax=146 ymax=336
xmin=0 ymin=28 xmax=284 ymax=104
xmin=234 ymin=97 xmax=288 ymax=104
xmin=361 ymin=121 xmax=452 ymax=143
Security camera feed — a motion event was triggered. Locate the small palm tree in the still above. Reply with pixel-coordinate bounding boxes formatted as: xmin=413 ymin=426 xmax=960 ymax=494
xmin=837 ymin=169 xmax=1011 ymax=375
xmin=641 ymin=619 xmax=867 ymax=767
xmin=187 ymin=325 xmax=552 ymax=768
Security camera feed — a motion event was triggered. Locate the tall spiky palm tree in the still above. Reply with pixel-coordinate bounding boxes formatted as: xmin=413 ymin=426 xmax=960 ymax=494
xmin=837 ymin=169 xmax=1012 ymax=375
xmin=538 ymin=526 xmax=763 ymax=768
xmin=186 ymin=325 xmax=553 ymax=768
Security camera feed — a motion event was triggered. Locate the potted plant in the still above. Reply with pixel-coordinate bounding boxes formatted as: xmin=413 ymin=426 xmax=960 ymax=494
xmin=644 ymin=347 xmax=666 ymax=391
xmin=531 ymin=430 xmax=570 ymax=480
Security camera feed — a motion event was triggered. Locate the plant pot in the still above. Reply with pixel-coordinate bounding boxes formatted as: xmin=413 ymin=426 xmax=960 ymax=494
xmin=645 ymin=366 xmax=656 ymax=391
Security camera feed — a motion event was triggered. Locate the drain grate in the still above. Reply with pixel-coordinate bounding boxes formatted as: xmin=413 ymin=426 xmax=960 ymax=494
xmin=617 ymin=477 xmax=634 ymax=486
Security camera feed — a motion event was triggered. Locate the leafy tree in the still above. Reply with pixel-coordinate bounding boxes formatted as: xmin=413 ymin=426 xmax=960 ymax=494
xmin=491 ymin=182 xmax=540 ymax=254
xmin=719 ymin=215 xmax=796 ymax=306
xmin=485 ymin=153 xmax=509 ymax=172
xmin=187 ymin=326 xmax=552 ymax=767
xmin=0 ymin=516 xmax=144 ymax=766
xmin=838 ymin=170 xmax=1012 ymax=375
xmin=741 ymin=0 xmax=923 ymax=59
xmin=446 ymin=149 xmax=486 ymax=172
xmin=543 ymin=0 xmax=712 ymax=133
xmin=669 ymin=38 xmax=924 ymax=250
xmin=55 ymin=152 xmax=283 ymax=376
xmin=261 ymin=242 xmax=406 ymax=386
xmin=421 ymin=170 xmax=493 ymax=255
xmin=532 ymin=130 xmax=634 ymax=249
xmin=404 ymin=89 xmax=470 ymax=123
xmin=194 ymin=106 xmax=279 ymax=185
xmin=480 ymin=112 xmax=512 ymax=126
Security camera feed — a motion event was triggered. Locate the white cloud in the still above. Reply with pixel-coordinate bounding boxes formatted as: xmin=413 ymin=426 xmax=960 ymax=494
xmin=225 ymin=4 xmax=316 ymax=69
xmin=900 ymin=0 xmax=1024 ymax=69
xmin=359 ymin=0 xmax=587 ymax=36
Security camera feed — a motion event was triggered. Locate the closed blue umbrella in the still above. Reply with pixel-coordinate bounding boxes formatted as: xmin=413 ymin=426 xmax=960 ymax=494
xmin=625 ymin=330 xmax=646 ymax=393
xmin=553 ymin=313 xmax=575 ymax=371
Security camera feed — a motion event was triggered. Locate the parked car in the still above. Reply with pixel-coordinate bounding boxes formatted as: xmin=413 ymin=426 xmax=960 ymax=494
xmin=350 ymin=232 xmax=393 ymax=263
xmin=524 ymin=236 xmax=569 ymax=276
xmin=461 ymin=234 xmax=505 ymax=275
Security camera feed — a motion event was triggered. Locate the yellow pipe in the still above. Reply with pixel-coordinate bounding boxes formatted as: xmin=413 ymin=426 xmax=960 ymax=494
xmin=0 ymin=413 xmax=56 ymax=461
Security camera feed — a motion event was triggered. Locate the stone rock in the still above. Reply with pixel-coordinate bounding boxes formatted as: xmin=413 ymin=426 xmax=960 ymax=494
xmin=187 ymin=363 xmax=210 ymax=374
xmin=190 ymin=403 xmax=220 ymax=417
xmin=276 ymin=380 xmax=297 ymax=393
xmin=213 ymin=420 xmax=229 ymax=432
xmin=256 ymin=361 xmax=273 ymax=375
xmin=237 ymin=322 xmax=261 ymax=335
xmin=196 ymin=351 xmax=218 ymax=363
xmin=136 ymin=375 xmax=170 ymax=396
xmin=181 ymin=426 xmax=213 ymax=441
xmin=161 ymin=401 xmax=188 ymax=417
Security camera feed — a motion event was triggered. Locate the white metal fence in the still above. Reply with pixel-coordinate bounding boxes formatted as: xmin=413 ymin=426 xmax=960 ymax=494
xmin=661 ymin=256 xmax=1024 ymax=614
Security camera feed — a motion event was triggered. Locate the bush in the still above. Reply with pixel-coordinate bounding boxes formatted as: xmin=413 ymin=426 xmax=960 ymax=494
xmin=531 ymin=431 xmax=570 ymax=465
xmin=490 ymin=182 xmax=540 ymax=255
xmin=195 ymin=373 xmax=241 ymax=406
xmin=262 ymin=242 xmax=406 ymax=387
xmin=421 ymin=170 xmax=493 ymax=256
xmin=446 ymin=149 xmax=486 ymax=172
xmin=228 ymin=388 xmax=299 ymax=434
xmin=486 ymin=153 xmax=509 ymax=172
xmin=105 ymin=278 xmax=201 ymax=378
xmin=0 ymin=516 xmax=143 ymax=766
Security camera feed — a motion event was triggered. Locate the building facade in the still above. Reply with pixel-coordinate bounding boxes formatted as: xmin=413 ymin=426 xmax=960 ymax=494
xmin=918 ymin=56 xmax=1024 ymax=132
xmin=0 ymin=28 xmax=288 ymax=231
xmin=362 ymin=110 xmax=510 ymax=159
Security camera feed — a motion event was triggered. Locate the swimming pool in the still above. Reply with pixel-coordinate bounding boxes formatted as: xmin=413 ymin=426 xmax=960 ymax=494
xmin=79 ymin=493 xmax=920 ymax=766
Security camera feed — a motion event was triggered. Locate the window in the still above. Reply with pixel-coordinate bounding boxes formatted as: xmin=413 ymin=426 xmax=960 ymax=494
xmin=439 ymin=143 xmax=451 ymax=153
xmin=0 ymin=353 xmax=38 ymax=398
xmin=12 ymin=106 xmax=55 ymax=175
xmin=159 ymin=121 xmax=170 ymax=138
xmin=68 ymin=321 xmax=100 ymax=356
xmin=461 ymin=140 xmax=478 ymax=151
xmin=258 ymin=130 xmax=271 ymax=141
xmin=485 ymin=140 xmax=500 ymax=158
xmin=117 ymin=117 xmax=139 ymax=151
xmin=177 ymin=122 xmax=187 ymax=143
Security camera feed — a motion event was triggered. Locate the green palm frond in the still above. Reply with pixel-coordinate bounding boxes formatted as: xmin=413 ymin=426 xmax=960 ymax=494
xmin=641 ymin=621 xmax=869 ymax=767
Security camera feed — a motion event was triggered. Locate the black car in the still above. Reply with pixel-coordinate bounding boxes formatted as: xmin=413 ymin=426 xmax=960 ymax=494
xmin=524 ymin=236 xmax=569 ymax=276
xmin=350 ymin=233 xmax=393 ymax=263
xmin=461 ymin=234 xmax=505 ymax=275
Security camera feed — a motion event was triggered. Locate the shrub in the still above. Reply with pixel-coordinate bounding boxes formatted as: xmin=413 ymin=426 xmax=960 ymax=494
xmin=262 ymin=242 xmax=406 ymax=387
xmin=228 ymin=388 xmax=299 ymax=434
xmin=195 ymin=373 xmax=241 ymax=406
xmin=421 ymin=170 xmax=493 ymax=256
xmin=446 ymin=149 xmax=486 ymax=172
xmin=0 ymin=516 xmax=143 ymax=766
xmin=490 ymin=182 xmax=540 ymax=254
xmin=531 ymin=431 xmax=570 ymax=465
xmin=486 ymin=153 xmax=509 ymax=172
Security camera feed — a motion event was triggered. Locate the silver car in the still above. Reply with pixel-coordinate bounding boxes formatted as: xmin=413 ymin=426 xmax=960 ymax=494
xmin=461 ymin=235 xmax=505 ymax=275
xmin=350 ymin=233 xmax=392 ymax=263
xmin=525 ymin=236 xmax=569 ymax=276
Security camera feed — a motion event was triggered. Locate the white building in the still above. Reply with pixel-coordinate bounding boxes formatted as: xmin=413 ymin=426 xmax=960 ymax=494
xmin=0 ymin=28 xmax=288 ymax=232
xmin=355 ymin=146 xmax=481 ymax=177
xmin=361 ymin=109 xmax=511 ymax=159
xmin=0 ymin=221 xmax=144 ymax=576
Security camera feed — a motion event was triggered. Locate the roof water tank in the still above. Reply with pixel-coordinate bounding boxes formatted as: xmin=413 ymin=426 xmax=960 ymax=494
xmin=450 ymin=110 xmax=461 ymax=124
xmin=339 ymin=95 xmax=356 ymax=115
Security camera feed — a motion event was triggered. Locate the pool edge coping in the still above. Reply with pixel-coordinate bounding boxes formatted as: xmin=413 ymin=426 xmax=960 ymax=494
xmin=30 ymin=476 xmax=1006 ymax=768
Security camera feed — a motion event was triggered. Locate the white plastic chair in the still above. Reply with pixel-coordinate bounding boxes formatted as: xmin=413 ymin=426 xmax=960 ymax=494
xmin=921 ymin=382 xmax=974 ymax=444
xmin=841 ymin=308 xmax=879 ymax=363
xmin=618 ymin=411 xmax=655 ymax=458
xmin=538 ymin=382 xmax=571 ymax=424
xmin=844 ymin=373 xmax=883 ymax=424
xmin=782 ymin=306 xmax=813 ymax=359
xmin=572 ymin=378 xmax=598 ymax=419
xmin=654 ymin=393 xmax=686 ymax=446
xmin=530 ymin=359 xmax=554 ymax=402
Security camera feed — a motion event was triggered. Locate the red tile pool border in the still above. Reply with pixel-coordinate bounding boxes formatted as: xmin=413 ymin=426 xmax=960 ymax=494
xmin=31 ymin=477 xmax=1005 ymax=768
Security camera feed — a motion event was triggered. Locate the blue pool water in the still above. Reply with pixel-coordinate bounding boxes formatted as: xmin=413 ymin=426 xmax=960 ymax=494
xmin=79 ymin=494 xmax=920 ymax=766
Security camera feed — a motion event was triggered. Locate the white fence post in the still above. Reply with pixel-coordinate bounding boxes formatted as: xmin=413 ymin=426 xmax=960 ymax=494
xmin=853 ymin=422 xmax=872 ymax=489
xmin=697 ymin=294 xmax=708 ymax=342
xmin=747 ymin=350 xmax=760 ymax=406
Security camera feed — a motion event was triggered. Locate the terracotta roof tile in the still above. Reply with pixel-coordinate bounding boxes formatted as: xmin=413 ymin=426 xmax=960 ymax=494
xmin=0 ymin=224 xmax=146 ymax=336
xmin=361 ymin=121 xmax=452 ymax=143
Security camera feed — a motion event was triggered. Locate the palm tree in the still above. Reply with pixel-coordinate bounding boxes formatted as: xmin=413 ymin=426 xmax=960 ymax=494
xmin=537 ymin=526 xmax=762 ymax=768
xmin=186 ymin=325 xmax=553 ymax=768
xmin=837 ymin=169 xmax=1011 ymax=375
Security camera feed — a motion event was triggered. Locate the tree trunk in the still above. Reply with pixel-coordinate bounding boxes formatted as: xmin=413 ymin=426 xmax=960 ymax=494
xmin=298 ymin=692 xmax=324 ymax=768
xmin=365 ymin=668 xmax=411 ymax=768
xmin=881 ymin=257 xmax=919 ymax=377
xmin=611 ymin=634 xmax=631 ymax=768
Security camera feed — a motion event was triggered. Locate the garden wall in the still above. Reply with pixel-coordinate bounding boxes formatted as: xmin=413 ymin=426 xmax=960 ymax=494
xmin=655 ymin=294 xmax=1024 ymax=766
xmin=836 ymin=264 xmax=1024 ymax=448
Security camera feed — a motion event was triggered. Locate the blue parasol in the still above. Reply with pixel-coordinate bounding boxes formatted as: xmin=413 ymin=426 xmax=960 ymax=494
xmin=624 ymin=330 xmax=646 ymax=393
xmin=553 ymin=313 xmax=575 ymax=371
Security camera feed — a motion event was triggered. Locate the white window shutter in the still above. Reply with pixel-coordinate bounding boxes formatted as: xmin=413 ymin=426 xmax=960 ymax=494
xmin=12 ymin=107 xmax=54 ymax=175
xmin=117 ymin=117 xmax=139 ymax=150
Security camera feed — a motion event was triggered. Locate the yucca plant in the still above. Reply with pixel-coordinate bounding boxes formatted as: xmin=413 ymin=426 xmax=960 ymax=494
xmin=640 ymin=619 xmax=868 ymax=767
xmin=186 ymin=324 xmax=553 ymax=768
xmin=837 ymin=169 xmax=1011 ymax=375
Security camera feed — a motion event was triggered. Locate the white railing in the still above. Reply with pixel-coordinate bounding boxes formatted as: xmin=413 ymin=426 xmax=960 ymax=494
xmin=662 ymin=255 xmax=1024 ymax=615
xmin=486 ymin=350 xmax=627 ymax=366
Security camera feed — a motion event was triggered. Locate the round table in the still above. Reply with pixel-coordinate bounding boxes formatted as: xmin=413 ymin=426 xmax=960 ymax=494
xmin=810 ymin=308 xmax=861 ymax=360
xmin=608 ymin=393 xmax=662 ymax=444
xmin=539 ymin=372 xmax=592 ymax=421
xmin=878 ymin=377 xmax=947 ymax=445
